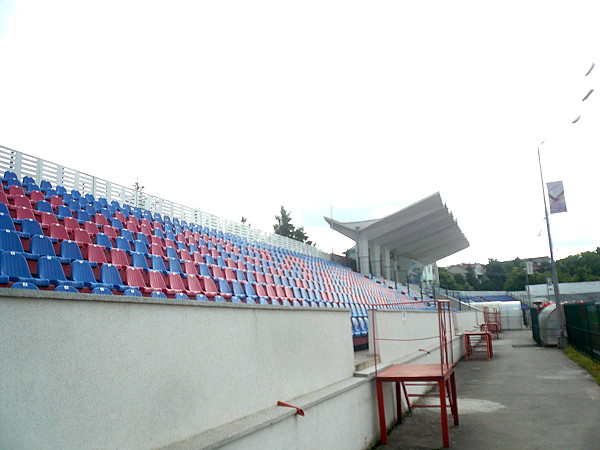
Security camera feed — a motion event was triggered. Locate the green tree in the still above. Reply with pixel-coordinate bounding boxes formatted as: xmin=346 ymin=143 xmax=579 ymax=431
xmin=273 ymin=206 xmax=313 ymax=245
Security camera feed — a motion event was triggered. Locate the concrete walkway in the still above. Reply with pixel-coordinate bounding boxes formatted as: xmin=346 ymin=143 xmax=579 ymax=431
xmin=378 ymin=329 xmax=600 ymax=449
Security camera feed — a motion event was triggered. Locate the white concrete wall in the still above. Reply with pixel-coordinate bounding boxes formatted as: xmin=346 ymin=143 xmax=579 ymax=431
xmin=0 ymin=290 xmax=353 ymax=450
xmin=1 ymin=290 xmax=479 ymax=449
xmin=368 ymin=309 xmax=481 ymax=364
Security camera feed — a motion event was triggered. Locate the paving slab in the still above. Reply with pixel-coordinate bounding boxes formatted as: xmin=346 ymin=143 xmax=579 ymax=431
xmin=377 ymin=329 xmax=600 ymax=449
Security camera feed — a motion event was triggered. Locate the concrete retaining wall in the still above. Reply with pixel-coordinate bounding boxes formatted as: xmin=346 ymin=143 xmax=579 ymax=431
xmin=1 ymin=290 xmax=474 ymax=449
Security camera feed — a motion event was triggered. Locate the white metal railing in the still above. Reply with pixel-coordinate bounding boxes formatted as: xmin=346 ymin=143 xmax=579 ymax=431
xmin=0 ymin=145 xmax=328 ymax=259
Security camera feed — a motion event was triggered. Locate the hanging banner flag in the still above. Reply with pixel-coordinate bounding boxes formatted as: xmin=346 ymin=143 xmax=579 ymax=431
xmin=547 ymin=181 xmax=567 ymax=214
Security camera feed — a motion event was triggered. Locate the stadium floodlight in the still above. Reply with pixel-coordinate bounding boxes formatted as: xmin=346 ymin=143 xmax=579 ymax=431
xmin=582 ymin=89 xmax=594 ymax=101
xmin=585 ymin=62 xmax=595 ymax=76
xmin=572 ymin=116 xmax=581 ymax=123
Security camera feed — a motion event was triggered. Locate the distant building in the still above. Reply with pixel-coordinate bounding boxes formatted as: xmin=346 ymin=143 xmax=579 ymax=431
xmin=445 ymin=263 xmax=484 ymax=278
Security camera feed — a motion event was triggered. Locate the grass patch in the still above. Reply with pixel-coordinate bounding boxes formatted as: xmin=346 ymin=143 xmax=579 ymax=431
xmin=564 ymin=346 xmax=600 ymax=386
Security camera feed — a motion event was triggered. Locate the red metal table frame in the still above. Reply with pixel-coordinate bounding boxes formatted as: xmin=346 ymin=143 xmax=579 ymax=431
xmin=376 ymin=363 xmax=458 ymax=448
xmin=464 ymin=331 xmax=493 ymax=360
xmin=480 ymin=322 xmax=500 ymax=340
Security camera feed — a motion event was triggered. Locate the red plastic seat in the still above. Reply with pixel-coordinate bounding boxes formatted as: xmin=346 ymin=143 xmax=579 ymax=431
xmin=192 ymin=252 xmax=204 ymax=264
xmin=183 ymin=261 xmax=198 ymax=275
xmin=63 ymin=217 xmax=79 ymax=233
xmin=0 ymin=189 xmax=9 ymax=204
xmin=201 ymin=276 xmax=220 ymax=299
xmin=49 ymin=195 xmax=64 ymax=209
xmin=255 ymin=272 xmax=266 ymax=284
xmin=114 ymin=211 xmax=126 ymax=223
xmin=109 ymin=248 xmax=130 ymax=269
xmin=102 ymin=225 xmax=119 ymax=240
xmin=15 ymin=206 xmax=35 ymax=221
xmin=94 ymin=213 xmax=109 ymax=227
xmin=224 ymin=267 xmax=236 ymax=282
xmin=211 ymin=266 xmax=225 ymax=279
xmin=13 ymin=195 xmax=33 ymax=210
xmin=29 ymin=190 xmax=45 ymax=205
xmin=87 ymin=244 xmax=108 ymax=265
xmin=39 ymin=211 xmax=58 ymax=230
xmin=179 ymin=249 xmax=192 ymax=262
xmin=84 ymin=221 xmax=100 ymax=236
xmin=185 ymin=274 xmax=204 ymax=295
xmin=73 ymin=228 xmax=93 ymax=246
xmin=139 ymin=223 xmax=152 ymax=236
xmin=48 ymin=223 xmax=70 ymax=241
xmin=167 ymin=273 xmax=193 ymax=296
xmin=8 ymin=185 xmax=26 ymax=198
xmin=150 ymin=242 xmax=165 ymax=258
xmin=148 ymin=270 xmax=179 ymax=296
xmin=164 ymin=239 xmax=176 ymax=249
xmin=125 ymin=220 xmax=138 ymax=232
xmin=125 ymin=266 xmax=154 ymax=294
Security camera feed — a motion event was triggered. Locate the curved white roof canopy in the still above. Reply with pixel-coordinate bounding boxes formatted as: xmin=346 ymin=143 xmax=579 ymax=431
xmin=324 ymin=192 xmax=469 ymax=265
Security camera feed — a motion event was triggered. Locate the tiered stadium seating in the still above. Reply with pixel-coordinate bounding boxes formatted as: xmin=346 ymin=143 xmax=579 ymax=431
xmin=0 ymin=170 xmax=435 ymax=339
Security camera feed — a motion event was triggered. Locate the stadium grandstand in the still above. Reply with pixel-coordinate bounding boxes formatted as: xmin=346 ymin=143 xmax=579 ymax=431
xmin=0 ymin=145 xmax=484 ymax=449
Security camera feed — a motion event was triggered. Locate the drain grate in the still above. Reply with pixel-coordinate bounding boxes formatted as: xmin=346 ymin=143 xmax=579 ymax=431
xmin=512 ymin=344 xmax=538 ymax=348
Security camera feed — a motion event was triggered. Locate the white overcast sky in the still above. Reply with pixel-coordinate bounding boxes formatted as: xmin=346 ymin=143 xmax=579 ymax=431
xmin=1 ymin=1 xmax=599 ymax=267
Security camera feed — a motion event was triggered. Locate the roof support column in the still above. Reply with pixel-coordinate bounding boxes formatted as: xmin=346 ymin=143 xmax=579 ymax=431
xmin=381 ymin=247 xmax=391 ymax=280
xmin=370 ymin=244 xmax=381 ymax=277
xmin=357 ymin=237 xmax=370 ymax=276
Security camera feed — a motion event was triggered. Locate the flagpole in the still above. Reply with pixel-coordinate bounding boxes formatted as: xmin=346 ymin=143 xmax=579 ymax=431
xmin=537 ymin=144 xmax=566 ymax=346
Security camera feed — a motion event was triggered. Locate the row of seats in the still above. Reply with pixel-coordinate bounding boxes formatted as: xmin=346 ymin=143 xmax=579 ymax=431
xmin=1 ymin=171 xmax=435 ymax=338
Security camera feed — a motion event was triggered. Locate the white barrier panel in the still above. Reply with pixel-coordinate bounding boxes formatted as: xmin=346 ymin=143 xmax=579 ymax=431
xmin=0 ymin=290 xmax=353 ymax=449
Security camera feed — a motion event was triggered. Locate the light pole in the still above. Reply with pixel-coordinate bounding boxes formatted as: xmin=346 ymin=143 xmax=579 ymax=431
xmin=537 ymin=143 xmax=566 ymax=346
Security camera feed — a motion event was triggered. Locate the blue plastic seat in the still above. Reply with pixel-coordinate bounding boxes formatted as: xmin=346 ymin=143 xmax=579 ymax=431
xmin=57 ymin=205 xmax=74 ymax=220
xmin=96 ymin=232 xmax=113 ymax=249
xmin=54 ymin=284 xmax=79 ymax=293
xmin=175 ymin=292 xmax=189 ymax=300
xmin=135 ymin=233 xmax=149 ymax=247
xmin=231 ymin=295 xmax=242 ymax=303
xmin=151 ymin=291 xmax=167 ymax=299
xmin=100 ymin=263 xmax=127 ymax=291
xmin=214 ymin=295 xmax=227 ymax=303
xmin=29 ymin=234 xmax=62 ymax=259
xmin=168 ymin=257 xmax=183 ymax=274
xmin=166 ymin=246 xmax=179 ymax=261
xmin=123 ymin=288 xmax=142 ymax=297
xmin=133 ymin=240 xmax=149 ymax=255
xmin=110 ymin=218 xmax=123 ymax=230
xmin=131 ymin=252 xmax=149 ymax=271
xmin=198 ymin=263 xmax=211 ymax=277
xmin=92 ymin=287 xmax=113 ymax=295
xmin=40 ymin=180 xmax=53 ymax=191
xmin=38 ymin=255 xmax=83 ymax=288
xmin=60 ymin=240 xmax=84 ymax=261
xmin=21 ymin=218 xmax=45 ymax=239
xmin=116 ymin=236 xmax=132 ymax=253
xmin=0 ymin=229 xmax=32 ymax=258
xmin=231 ymin=280 xmax=246 ymax=300
xmin=120 ymin=229 xmax=134 ymax=242
xmin=77 ymin=210 xmax=91 ymax=224
xmin=0 ymin=251 xmax=50 ymax=286
xmin=0 ymin=213 xmax=17 ymax=232
xmin=195 ymin=294 xmax=208 ymax=301
xmin=11 ymin=281 xmax=39 ymax=290
xmin=150 ymin=254 xmax=168 ymax=274
xmin=0 ymin=203 xmax=9 ymax=216
xmin=71 ymin=260 xmax=103 ymax=289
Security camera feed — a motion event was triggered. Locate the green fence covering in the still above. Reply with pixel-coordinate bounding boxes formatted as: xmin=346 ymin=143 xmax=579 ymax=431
xmin=564 ymin=302 xmax=600 ymax=362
